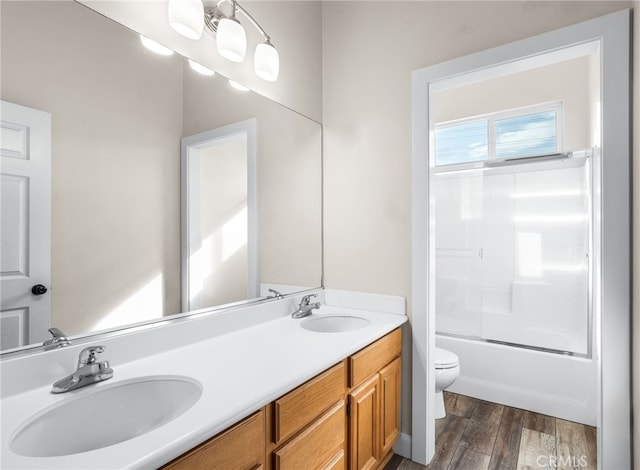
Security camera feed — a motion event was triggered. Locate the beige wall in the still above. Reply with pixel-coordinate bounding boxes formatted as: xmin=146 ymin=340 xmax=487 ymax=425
xmin=199 ymin=140 xmax=249 ymax=307
xmin=182 ymin=67 xmax=323 ymax=292
xmin=79 ymin=0 xmax=323 ymax=122
xmin=321 ymin=0 xmax=633 ymax=436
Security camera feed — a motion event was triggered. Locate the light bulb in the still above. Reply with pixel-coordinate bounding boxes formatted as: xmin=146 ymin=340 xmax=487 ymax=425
xmin=168 ymin=0 xmax=204 ymax=40
xmin=140 ymin=35 xmax=174 ymax=56
xmin=254 ymin=42 xmax=279 ymax=81
xmin=216 ymin=17 xmax=246 ymax=62
xmin=188 ymin=59 xmax=215 ymax=76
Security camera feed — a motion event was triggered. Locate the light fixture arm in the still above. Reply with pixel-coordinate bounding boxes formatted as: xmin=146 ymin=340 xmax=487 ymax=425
xmin=206 ymin=0 xmax=272 ymax=44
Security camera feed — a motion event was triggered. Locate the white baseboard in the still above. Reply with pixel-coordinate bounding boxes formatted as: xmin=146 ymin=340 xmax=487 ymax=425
xmin=393 ymin=432 xmax=412 ymax=459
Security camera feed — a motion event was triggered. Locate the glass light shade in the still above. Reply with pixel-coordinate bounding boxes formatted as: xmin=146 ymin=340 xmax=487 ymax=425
xmin=216 ymin=17 xmax=246 ymax=62
xmin=254 ymin=42 xmax=279 ymax=81
xmin=188 ymin=59 xmax=215 ymax=76
xmin=139 ymin=35 xmax=174 ymax=56
xmin=168 ymin=0 xmax=203 ymax=40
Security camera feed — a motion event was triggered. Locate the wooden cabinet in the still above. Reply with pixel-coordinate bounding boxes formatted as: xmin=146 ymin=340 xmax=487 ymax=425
xmin=161 ymin=328 xmax=401 ymax=470
xmin=270 ymin=361 xmax=347 ymax=470
xmin=273 ymin=401 xmax=346 ymax=470
xmin=162 ymin=409 xmax=265 ymax=470
xmin=348 ymin=375 xmax=380 ymax=470
xmin=379 ymin=357 xmax=401 ymax=457
xmin=273 ymin=361 xmax=346 ymax=445
xmin=347 ymin=330 xmax=402 ymax=470
xmin=349 ymin=329 xmax=402 ymax=388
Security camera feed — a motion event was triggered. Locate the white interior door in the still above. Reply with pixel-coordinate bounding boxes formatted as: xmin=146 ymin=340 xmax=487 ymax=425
xmin=0 ymin=100 xmax=51 ymax=350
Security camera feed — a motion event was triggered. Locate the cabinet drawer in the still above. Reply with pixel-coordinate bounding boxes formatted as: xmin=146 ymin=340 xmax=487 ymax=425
xmin=349 ymin=329 xmax=401 ymax=387
xmin=273 ymin=401 xmax=345 ymax=470
xmin=273 ymin=360 xmax=346 ymax=444
xmin=322 ymin=449 xmax=346 ymax=470
xmin=162 ymin=410 xmax=264 ymax=470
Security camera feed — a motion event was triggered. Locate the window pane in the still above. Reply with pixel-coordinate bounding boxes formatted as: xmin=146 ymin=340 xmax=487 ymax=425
xmin=495 ymin=111 xmax=557 ymax=159
xmin=435 ymin=121 xmax=488 ymax=166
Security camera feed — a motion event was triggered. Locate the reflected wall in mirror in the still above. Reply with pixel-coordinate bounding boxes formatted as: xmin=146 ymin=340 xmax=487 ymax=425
xmin=182 ymin=120 xmax=259 ymax=311
xmin=0 ymin=1 xmax=322 ymax=352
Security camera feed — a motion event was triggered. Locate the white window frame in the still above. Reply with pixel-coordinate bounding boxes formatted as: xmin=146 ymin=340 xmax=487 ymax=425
xmin=435 ymin=101 xmax=563 ymax=167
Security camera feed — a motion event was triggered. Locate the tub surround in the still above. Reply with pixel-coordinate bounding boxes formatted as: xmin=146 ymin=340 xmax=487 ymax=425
xmin=0 ymin=289 xmax=406 ymax=469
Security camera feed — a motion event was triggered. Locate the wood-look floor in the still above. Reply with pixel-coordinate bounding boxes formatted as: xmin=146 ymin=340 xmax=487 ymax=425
xmin=384 ymin=392 xmax=596 ymax=470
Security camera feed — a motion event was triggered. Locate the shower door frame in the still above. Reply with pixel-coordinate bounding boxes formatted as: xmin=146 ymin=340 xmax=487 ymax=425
xmin=411 ymin=9 xmax=631 ymax=469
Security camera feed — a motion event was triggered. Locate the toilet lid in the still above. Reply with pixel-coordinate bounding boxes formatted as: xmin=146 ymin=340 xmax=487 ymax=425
xmin=435 ymin=348 xmax=459 ymax=368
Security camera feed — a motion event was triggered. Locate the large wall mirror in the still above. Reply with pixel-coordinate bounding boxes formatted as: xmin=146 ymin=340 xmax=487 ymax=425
xmin=0 ymin=0 xmax=322 ymax=353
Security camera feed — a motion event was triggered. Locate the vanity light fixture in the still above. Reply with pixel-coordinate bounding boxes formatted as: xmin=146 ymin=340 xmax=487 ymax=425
xmin=168 ymin=0 xmax=204 ymax=40
xmin=216 ymin=9 xmax=246 ymax=62
xmin=140 ymin=35 xmax=175 ymax=56
xmin=169 ymin=0 xmax=279 ymax=81
xmin=188 ymin=59 xmax=216 ymax=76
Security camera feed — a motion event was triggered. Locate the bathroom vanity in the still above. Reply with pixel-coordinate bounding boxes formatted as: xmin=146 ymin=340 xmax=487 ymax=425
xmin=163 ymin=328 xmax=401 ymax=470
xmin=0 ymin=290 xmax=406 ymax=469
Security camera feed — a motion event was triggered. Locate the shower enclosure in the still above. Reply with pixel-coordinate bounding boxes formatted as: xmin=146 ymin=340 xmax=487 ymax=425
xmin=435 ymin=154 xmax=592 ymax=356
xmin=411 ymin=10 xmax=631 ymax=467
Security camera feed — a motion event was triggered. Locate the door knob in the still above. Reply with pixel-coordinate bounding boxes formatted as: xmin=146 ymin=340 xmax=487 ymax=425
xmin=31 ymin=284 xmax=48 ymax=295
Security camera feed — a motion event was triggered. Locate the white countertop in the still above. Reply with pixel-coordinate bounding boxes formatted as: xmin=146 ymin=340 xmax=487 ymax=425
xmin=1 ymin=302 xmax=406 ymax=469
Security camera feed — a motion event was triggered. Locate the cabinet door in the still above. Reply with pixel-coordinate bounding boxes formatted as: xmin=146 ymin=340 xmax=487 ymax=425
xmin=348 ymin=374 xmax=380 ymax=470
xmin=379 ymin=357 xmax=401 ymax=457
xmin=162 ymin=410 xmax=265 ymax=470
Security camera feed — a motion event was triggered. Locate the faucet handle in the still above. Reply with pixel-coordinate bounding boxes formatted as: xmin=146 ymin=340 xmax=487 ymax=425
xmin=78 ymin=346 xmax=106 ymax=367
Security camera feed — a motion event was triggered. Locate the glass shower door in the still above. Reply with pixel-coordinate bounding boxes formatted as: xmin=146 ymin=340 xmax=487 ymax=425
xmin=481 ymin=160 xmax=590 ymax=354
xmin=434 ymin=171 xmax=484 ymax=338
xmin=435 ymin=158 xmax=591 ymax=355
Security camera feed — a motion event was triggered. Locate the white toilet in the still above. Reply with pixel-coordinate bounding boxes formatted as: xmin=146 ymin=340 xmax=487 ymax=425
xmin=434 ymin=347 xmax=460 ymax=419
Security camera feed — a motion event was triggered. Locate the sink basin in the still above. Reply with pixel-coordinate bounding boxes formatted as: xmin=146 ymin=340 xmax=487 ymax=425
xmin=301 ymin=315 xmax=370 ymax=333
xmin=10 ymin=375 xmax=202 ymax=457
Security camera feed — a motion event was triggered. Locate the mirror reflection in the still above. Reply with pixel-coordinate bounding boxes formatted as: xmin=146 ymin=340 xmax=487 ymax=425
xmin=0 ymin=0 xmax=322 ymax=352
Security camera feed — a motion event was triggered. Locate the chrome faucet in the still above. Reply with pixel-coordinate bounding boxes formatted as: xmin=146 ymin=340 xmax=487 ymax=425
xmin=51 ymin=346 xmax=113 ymax=394
xmin=291 ymin=294 xmax=321 ymax=319
xmin=43 ymin=327 xmax=71 ymax=350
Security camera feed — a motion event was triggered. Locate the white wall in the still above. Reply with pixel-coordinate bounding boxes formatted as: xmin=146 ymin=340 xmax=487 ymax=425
xmin=321 ymin=0 xmax=633 ymax=437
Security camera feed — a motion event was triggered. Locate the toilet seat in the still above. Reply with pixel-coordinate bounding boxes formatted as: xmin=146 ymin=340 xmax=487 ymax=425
xmin=435 ymin=347 xmax=458 ymax=369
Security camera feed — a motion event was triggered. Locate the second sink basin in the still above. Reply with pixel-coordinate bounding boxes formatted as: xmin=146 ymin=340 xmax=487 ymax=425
xmin=301 ymin=315 xmax=370 ymax=333
xmin=10 ymin=375 xmax=202 ymax=458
